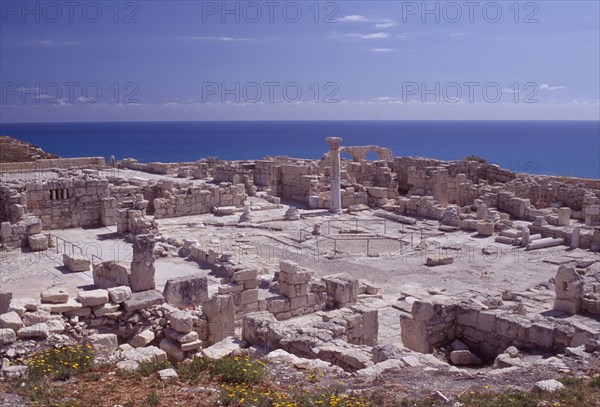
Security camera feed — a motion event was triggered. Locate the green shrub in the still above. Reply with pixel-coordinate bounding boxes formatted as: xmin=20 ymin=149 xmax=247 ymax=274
xmin=141 ymin=390 xmax=160 ymax=407
xmin=462 ymin=155 xmax=487 ymax=164
xmin=178 ymin=356 xmax=211 ymax=383
xmin=138 ymin=360 xmax=172 ymax=377
xmin=25 ymin=343 xmax=94 ymax=381
xmin=211 ymin=355 xmax=265 ymax=384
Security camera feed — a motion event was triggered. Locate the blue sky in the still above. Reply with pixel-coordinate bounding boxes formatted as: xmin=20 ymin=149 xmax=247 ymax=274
xmin=1 ymin=0 xmax=599 ymax=122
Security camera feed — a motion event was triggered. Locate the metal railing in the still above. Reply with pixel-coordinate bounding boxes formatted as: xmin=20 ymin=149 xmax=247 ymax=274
xmin=297 ymin=218 xmax=426 ymax=257
xmin=47 ymin=233 xmax=104 ymax=266
xmin=47 ymin=233 xmax=84 ymax=258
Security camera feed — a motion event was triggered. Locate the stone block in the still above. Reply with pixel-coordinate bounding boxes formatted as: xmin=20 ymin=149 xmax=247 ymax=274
xmin=0 ymin=328 xmax=17 ymax=345
xmin=476 ymin=222 xmax=494 ymax=237
xmin=279 ymin=282 xmax=310 ymax=298
xmin=22 ymin=217 xmax=42 ymax=234
xmin=242 ymin=312 xmax=275 ymax=347
xmin=290 ymin=296 xmax=307 ymax=310
xmin=169 ymin=310 xmax=193 ymax=333
xmin=400 ymin=316 xmax=429 ymax=353
xmin=160 ymin=338 xmax=185 ymax=362
xmin=28 ymin=234 xmax=48 ymax=251
xmin=322 ymin=273 xmax=359 ymax=306
xmin=412 ymin=301 xmax=435 ymax=321
xmin=129 ymin=329 xmax=155 ymax=348
xmin=456 ymin=307 xmax=479 ymax=327
xmin=93 ymin=302 xmax=120 ymax=317
xmin=162 ymin=275 xmax=208 ymax=307
xmin=180 ymin=340 xmax=202 ymax=352
xmin=158 ymin=368 xmax=178 ymax=382
xmin=86 ymin=333 xmax=118 ymax=358
xmin=77 ymin=289 xmax=109 ymax=307
xmin=218 ymin=283 xmax=244 ymax=295
xmin=93 ymin=262 xmax=130 ymax=289
xmin=123 ymin=290 xmax=165 ymax=312
xmin=17 ymin=323 xmax=49 ymax=339
xmin=47 ymin=319 xmax=66 ymax=334
xmin=63 ymin=253 xmax=90 ymax=272
xmin=527 ymin=323 xmax=554 ymax=349
xmin=476 ymin=311 xmax=497 ymax=332
xmin=267 ymin=297 xmax=290 ymax=314
xmin=165 ymin=328 xmax=198 ymax=344
xmin=450 ymin=350 xmax=482 ymax=366
xmin=244 ymin=280 xmax=259 ymax=290
xmin=64 ymin=307 xmax=92 ymax=317
xmin=121 ymin=345 xmax=167 ymax=367
xmin=0 ymin=311 xmax=23 ymax=331
xmin=232 ymin=269 xmax=258 ymax=283
xmin=201 ymin=337 xmax=244 ymax=360
xmin=107 ymin=286 xmax=132 ymax=303
xmin=356 ymin=306 xmax=378 ymax=346
xmin=534 ymin=379 xmax=565 ymax=393
xmin=40 ymin=287 xmax=69 ymax=304
xmin=240 ymin=289 xmax=259 ymax=305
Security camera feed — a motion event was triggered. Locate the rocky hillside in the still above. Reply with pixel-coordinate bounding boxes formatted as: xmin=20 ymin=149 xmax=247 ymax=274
xmin=0 ymin=136 xmax=59 ymax=163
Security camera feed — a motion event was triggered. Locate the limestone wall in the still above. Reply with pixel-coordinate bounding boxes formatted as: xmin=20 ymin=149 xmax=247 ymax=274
xmin=400 ymin=300 xmax=599 ymax=361
xmin=22 ymin=179 xmax=110 ymax=229
xmin=153 ymin=183 xmax=246 ymax=219
xmin=119 ymin=159 xmax=183 ymax=176
xmin=269 ymin=163 xmax=320 ymax=203
xmin=0 ymin=157 xmax=105 ymax=173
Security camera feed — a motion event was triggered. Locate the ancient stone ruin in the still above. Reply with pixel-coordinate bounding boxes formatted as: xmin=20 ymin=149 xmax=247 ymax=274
xmin=1 ymin=138 xmax=599 ymax=393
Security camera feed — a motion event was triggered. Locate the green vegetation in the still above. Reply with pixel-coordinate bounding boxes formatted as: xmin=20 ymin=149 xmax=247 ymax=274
xmin=462 ymin=155 xmax=487 ymax=163
xmin=3 ymin=344 xmax=600 ymax=407
xmin=24 ymin=343 xmax=94 ymax=381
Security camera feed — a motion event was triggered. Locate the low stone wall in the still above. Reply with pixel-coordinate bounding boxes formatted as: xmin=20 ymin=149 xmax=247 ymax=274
xmin=400 ymin=299 xmax=599 ymax=361
xmin=153 ymin=183 xmax=246 ymax=219
xmin=119 ymin=159 xmax=182 ymax=176
xmin=0 ymin=157 xmax=105 ymax=173
xmin=242 ymin=308 xmax=378 ymax=371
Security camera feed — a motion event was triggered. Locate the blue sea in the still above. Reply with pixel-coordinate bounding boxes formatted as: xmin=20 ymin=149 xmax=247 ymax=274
xmin=1 ymin=121 xmax=598 ymax=179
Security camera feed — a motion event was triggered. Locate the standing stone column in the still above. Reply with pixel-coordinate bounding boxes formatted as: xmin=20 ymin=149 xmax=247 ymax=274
xmin=521 ymin=227 xmax=530 ymax=247
xmin=0 ymin=292 xmax=12 ymax=314
xmin=204 ymin=294 xmax=235 ymax=345
xmin=558 ymin=207 xmax=571 ymax=227
xmin=326 ymin=137 xmax=343 ymax=214
xmin=130 ymin=234 xmax=156 ymax=292
xmin=570 ymin=226 xmax=581 ymax=250
xmin=476 ymin=203 xmax=488 ymax=220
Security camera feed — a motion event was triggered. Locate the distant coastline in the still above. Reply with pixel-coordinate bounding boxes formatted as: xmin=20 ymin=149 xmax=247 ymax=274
xmin=1 ymin=120 xmax=598 ymax=179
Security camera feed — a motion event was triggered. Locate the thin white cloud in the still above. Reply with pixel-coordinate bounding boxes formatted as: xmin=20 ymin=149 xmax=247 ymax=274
xmin=339 ymin=15 xmax=368 ymax=22
xmin=449 ymin=32 xmax=466 ymax=38
xmin=338 ymin=15 xmax=396 ymax=29
xmin=32 ymin=39 xmax=80 ymax=46
xmin=344 ymin=32 xmax=390 ymax=40
xmin=180 ymin=36 xmax=254 ymax=42
xmin=539 ymin=84 xmax=565 ymax=91
xmin=375 ymin=20 xmax=396 ymax=29
xmin=371 ymin=48 xmax=394 ymax=52
xmin=397 ymin=33 xmax=415 ymax=40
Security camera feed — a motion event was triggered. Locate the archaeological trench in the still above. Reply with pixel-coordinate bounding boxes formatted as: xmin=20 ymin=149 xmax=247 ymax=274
xmin=0 ymin=137 xmax=599 ymax=394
